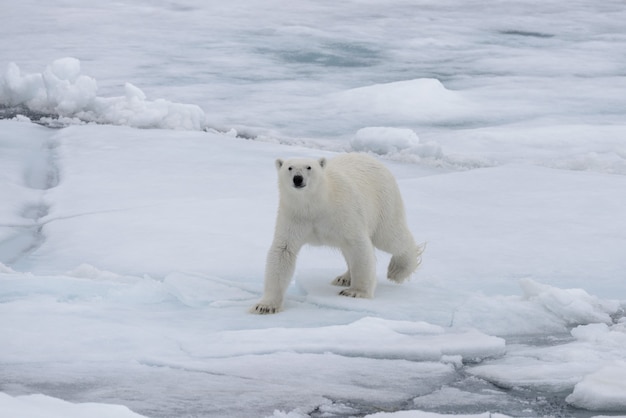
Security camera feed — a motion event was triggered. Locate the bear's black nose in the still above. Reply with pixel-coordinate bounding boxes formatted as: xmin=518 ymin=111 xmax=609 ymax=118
xmin=293 ymin=175 xmax=304 ymax=188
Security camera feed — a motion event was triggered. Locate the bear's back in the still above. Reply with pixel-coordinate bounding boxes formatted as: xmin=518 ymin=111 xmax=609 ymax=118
xmin=325 ymin=153 xmax=402 ymax=221
xmin=326 ymin=153 xmax=394 ymax=190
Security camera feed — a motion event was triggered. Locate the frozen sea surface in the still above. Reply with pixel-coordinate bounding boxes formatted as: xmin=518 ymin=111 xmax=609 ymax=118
xmin=1 ymin=1 xmax=626 ymax=417
xmin=0 ymin=121 xmax=624 ymax=417
xmin=2 ymin=0 xmax=626 ymax=167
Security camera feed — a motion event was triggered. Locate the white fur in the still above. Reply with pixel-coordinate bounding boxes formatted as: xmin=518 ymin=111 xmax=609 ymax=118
xmin=250 ymin=153 xmax=422 ymax=314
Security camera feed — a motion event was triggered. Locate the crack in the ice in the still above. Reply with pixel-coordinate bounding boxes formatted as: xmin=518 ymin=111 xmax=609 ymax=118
xmin=39 ymin=205 xmax=157 ymax=225
xmin=138 ymin=359 xmax=261 ymax=382
xmin=0 ymin=136 xmax=59 ymax=269
xmin=176 ymin=270 xmax=260 ymax=295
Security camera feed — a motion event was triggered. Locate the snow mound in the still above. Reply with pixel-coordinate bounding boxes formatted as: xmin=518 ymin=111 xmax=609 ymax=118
xmin=334 ymin=78 xmax=473 ymax=124
xmin=571 ymin=322 xmax=626 ymax=345
xmin=0 ymin=392 xmax=147 ymax=418
xmin=568 ymin=322 xmax=626 ymax=412
xmin=566 ymin=361 xmax=626 ymax=411
xmin=351 ymin=127 xmax=419 ymax=154
xmin=350 ymin=126 xmax=443 ymax=159
xmin=66 ymin=263 xmax=123 ymax=281
xmin=181 ymin=317 xmax=505 ymax=362
xmin=1 ymin=58 xmax=206 ymax=130
xmin=520 ymin=278 xmax=621 ymax=326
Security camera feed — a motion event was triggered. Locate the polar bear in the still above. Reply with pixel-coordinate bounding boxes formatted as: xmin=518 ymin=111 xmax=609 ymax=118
xmin=250 ymin=153 xmax=422 ymax=314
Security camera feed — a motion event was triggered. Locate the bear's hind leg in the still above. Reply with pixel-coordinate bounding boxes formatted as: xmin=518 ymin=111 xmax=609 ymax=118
xmin=331 ymin=271 xmax=351 ymax=287
xmin=332 ymin=250 xmax=352 ymax=287
xmin=338 ymin=238 xmax=376 ymax=298
xmin=387 ymin=244 xmax=423 ymax=283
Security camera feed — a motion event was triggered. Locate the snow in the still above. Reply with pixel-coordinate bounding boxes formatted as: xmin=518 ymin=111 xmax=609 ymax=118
xmin=520 ymin=279 xmax=621 ymax=326
xmin=1 ymin=59 xmax=205 ymax=130
xmin=1 ymin=0 xmax=626 ymax=416
xmin=332 ymin=78 xmax=473 ymax=125
xmin=1 ymin=121 xmax=624 ymax=417
xmin=567 ymin=361 xmax=626 ymax=411
xmin=0 ymin=392 xmax=147 ymax=418
xmin=351 ymin=127 xmax=420 ymax=154
xmin=469 ymin=321 xmax=626 ymax=393
xmin=349 ymin=127 xmax=443 ymax=161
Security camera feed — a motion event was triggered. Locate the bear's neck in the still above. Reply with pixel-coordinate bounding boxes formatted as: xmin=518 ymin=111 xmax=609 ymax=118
xmin=280 ymin=185 xmax=330 ymax=219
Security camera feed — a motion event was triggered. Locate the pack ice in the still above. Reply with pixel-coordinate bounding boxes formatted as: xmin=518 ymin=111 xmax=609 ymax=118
xmin=0 ymin=119 xmax=624 ymax=417
xmin=1 ymin=0 xmax=626 ymax=415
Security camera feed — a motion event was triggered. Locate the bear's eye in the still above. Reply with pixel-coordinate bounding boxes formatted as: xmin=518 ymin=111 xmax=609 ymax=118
xmin=307 ymin=166 xmax=311 ymax=170
xmin=288 ymin=166 xmax=293 ymax=171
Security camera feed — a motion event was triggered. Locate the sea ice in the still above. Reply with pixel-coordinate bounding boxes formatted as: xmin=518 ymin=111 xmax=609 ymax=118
xmin=332 ymin=78 xmax=473 ymax=125
xmin=1 ymin=119 xmax=625 ymax=416
xmin=1 ymin=59 xmax=206 ymax=130
xmin=1 ymin=0 xmax=626 ymax=415
xmin=0 ymin=392 xmax=148 ymax=418
xmin=520 ymin=278 xmax=621 ymax=326
xmin=566 ymin=361 xmax=626 ymax=411
xmin=351 ymin=126 xmax=420 ymax=154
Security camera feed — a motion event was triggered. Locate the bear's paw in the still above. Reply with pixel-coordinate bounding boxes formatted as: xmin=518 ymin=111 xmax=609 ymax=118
xmin=250 ymin=303 xmax=281 ymax=315
xmin=339 ymin=288 xmax=371 ymax=298
xmin=331 ymin=273 xmax=351 ymax=287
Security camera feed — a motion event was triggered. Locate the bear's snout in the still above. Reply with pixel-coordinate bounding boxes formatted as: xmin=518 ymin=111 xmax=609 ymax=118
xmin=293 ymin=175 xmax=305 ymax=188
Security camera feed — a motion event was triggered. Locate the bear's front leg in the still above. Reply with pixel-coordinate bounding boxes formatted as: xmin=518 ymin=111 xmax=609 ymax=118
xmin=338 ymin=238 xmax=376 ymax=299
xmin=250 ymin=240 xmax=301 ymax=314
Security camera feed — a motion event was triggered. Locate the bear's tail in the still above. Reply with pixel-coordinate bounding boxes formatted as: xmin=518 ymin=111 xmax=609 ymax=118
xmin=387 ymin=242 xmax=425 ymax=283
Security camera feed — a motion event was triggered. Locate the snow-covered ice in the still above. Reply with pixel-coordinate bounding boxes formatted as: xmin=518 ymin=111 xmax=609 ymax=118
xmin=567 ymin=360 xmax=626 ymax=412
xmin=1 ymin=121 xmax=624 ymax=417
xmin=1 ymin=58 xmax=205 ymax=130
xmin=0 ymin=392 xmax=148 ymax=418
xmin=1 ymin=0 xmax=626 ymax=417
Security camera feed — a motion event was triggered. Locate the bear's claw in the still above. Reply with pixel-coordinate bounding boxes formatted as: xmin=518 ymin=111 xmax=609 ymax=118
xmin=339 ymin=288 xmax=370 ymax=298
xmin=331 ymin=273 xmax=351 ymax=287
xmin=250 ymin=304 xmax=280 ymax=314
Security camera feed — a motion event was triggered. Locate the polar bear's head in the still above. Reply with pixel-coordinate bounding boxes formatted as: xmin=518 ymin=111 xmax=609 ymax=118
xmin=275 ymin=157 xmax=327 ymax=194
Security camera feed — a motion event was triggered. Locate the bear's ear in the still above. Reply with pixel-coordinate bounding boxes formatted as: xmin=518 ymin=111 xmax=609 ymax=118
xmin=275 ymin=159 xmax=284 ymax=170
xmin=318 ymin=157 xmax=327 ymax=168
